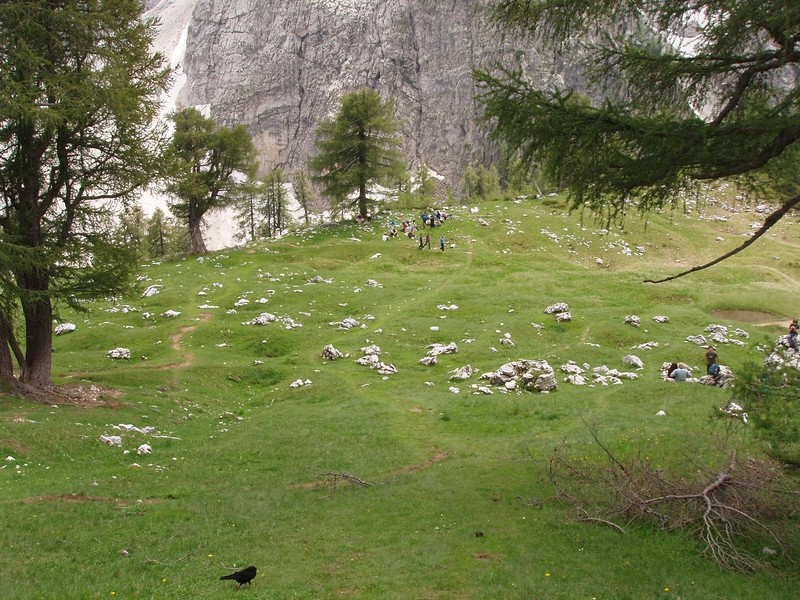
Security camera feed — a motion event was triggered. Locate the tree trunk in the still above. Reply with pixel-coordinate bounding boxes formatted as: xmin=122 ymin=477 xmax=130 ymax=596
xmin=0 ymin=314 xmax=16 ymax=385
xmin=358 ymin=181 xmax=368 ymax=218
xmin=188 ymin=209 xmax=207 ymax=254
xmin=0 ymin=310 xmax=25 ymax=380
xmin=17 ymin=274 xmax=53 ymax=388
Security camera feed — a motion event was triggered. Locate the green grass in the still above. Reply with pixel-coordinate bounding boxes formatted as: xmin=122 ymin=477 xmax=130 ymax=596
xmin=2 ymin=193 xmax=799 ymax=599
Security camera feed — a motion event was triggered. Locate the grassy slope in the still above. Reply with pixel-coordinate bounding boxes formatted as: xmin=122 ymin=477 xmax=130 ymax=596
xmin=1 ymin=194 xmax=799 ymax=599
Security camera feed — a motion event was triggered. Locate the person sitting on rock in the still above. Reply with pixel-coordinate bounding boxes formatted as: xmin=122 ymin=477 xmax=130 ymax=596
xmin=789 ymin=319 xmax=798 ymax=351
xmin=705 ymin=345 xmax=719 ymax=375
xmin=670 ymin=363 xmax=691 ymax=382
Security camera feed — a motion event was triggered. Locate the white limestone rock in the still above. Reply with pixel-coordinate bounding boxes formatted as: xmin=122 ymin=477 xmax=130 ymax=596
xmin=54 ymin=323 xmax=76 ymax=335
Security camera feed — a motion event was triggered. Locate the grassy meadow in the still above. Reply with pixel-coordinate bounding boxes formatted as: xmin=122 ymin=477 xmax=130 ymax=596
xmin=1 ymin=192 xmax=799 ymax=599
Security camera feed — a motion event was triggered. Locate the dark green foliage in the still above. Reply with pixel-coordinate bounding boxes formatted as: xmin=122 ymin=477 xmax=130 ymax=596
xmin=477 ymin=0 xmax=800 ymax=275
xmin=732 ymin=361 xmax=800 ymax=465
xmin=145 ymin=207 xmax=188 ymax=259
xmin=309 ymin=89 xmax=406 ymax=218
xmin=165 ymin=108 xmax=257 ymax=254
xmin=291 ymin=169 xmax=321 ymax=225
xmin=0 ymin=0 xmax=170 ymax=386
xmin=462 ymin=164 xmax=501 ymax=200
xmin=415 ymin=163 xmax=438 ymax=203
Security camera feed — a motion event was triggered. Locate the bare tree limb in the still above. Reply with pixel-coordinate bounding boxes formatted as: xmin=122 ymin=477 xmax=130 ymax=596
xmin=321 ymin=472 xmax=373 ymax=487
xmin=645 ymin=193 xmax=800 ymax=283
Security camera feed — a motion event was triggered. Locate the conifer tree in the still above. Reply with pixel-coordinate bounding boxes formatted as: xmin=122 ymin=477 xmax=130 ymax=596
xmin=0 ymin=0 xmax=169 ymax=389
xmin=477 ymin=0 xmax=800 ymax=281
xmin=309 ymin=89 xmax=406 ymax=219
xmin=165 ymin=108 xmax=257 ymax=254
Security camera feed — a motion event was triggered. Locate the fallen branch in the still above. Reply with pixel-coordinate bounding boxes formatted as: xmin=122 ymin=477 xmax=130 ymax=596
xmin=547 ymin=440 xmax=797 ymax=572
xmin=321 ymin=472 xmax=373 ymax=487
xmin=644 ymin=193 xmax=800 ymax=284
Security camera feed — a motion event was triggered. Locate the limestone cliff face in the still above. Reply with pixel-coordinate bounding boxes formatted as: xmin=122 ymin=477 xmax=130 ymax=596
xmin=179 ymin=0 xmax=557 ymax=186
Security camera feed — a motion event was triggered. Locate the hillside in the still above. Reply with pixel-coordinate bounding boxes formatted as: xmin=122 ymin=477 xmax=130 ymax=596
xmin=2 ymin=194 xmax=799 ymax=599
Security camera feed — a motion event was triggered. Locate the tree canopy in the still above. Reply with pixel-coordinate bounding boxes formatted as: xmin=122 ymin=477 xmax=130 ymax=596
xmin=165 ymin=108 xmax=257 ymax=254
xmin=309 ymin=89 xmax=406 ymax=219
xmin=476 ymin=0 xmax=800 ymax=282
xmin=0 ymin=0 xmax=169 ymax=389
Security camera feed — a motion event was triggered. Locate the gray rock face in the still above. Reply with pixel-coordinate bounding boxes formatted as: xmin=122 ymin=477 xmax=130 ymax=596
xmin=180 ymin=0 xmax=557 ymax=184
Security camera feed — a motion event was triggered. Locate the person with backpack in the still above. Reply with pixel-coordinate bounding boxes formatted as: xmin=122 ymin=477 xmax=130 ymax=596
xmin=706 ymin=345 xmax=720 ymax=376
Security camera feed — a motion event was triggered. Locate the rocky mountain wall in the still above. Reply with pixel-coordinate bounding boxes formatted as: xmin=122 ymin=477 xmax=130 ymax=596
xmin=179 ymin=0 xmax=561 ymax=187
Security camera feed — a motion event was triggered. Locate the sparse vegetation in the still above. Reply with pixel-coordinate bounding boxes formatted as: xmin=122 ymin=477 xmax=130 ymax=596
xmin=1 ymin=193 xmax=799 ymax=598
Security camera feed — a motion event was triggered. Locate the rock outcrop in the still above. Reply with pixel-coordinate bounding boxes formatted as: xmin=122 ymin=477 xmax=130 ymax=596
xmin=171 ymin=0 xmax=560 ymax=184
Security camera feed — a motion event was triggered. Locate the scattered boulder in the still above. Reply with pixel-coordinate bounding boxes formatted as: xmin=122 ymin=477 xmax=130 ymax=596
xmin=703 ymin=324 xmax=748 ymax=346
xmin=136 ymin=444 xmax=153 ymax=456
xmin=544 ymin=302 xmax=569 ymax=314
xmin=624 ymin=315 xmax=641 ymax=327
xmin=449 ymin=365 xmax=474 ymax=380
xmin=480 ymin=359 xmax=557 ymax=393
xmin=652 ymin=316 xmax=670 ymax=323
xmin=100 ymin=435 xmax=122 ymax=447
xmin=560 ymin=362 xmax=584 ymax=375
xmin=720 ymin=401 xmax=748 ymax=422
xmin=54 ymin=323 xmax=76 ymax=335
xmin=591 ymin=365 xmax=639 ymax=385
xmin=633 ymin=341 xmax=659 ymax=350
xmin=141 ymin=285 xmax=163 ymax=297
xmin=765 ymin=336 xmax=800 ymax=371
xmin=321 ymin=345 xmax=345 ymax=361
xmin=354 ymin=344 xmax=397 ymax=376
xmin=426 ymin=342 xmax=458 ymax=356
xmin=699 ymin=365 xmax=734 ymax=388
xmin=622 ymin=354 xmax=644 ymax=370
xmin=419 ymin=356 xmax=438 ymax=366
xmin=107 ymin=348 xmax=131 ymax=360
xmin=307 ymin=275 xmax=333 ymax=284
xmin=332 ymin=317 xmax=362 ymax=330
xmin=243 ymin=312 xmax=277 ymax=326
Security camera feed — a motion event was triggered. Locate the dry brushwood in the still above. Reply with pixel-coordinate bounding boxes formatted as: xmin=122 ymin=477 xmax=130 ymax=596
xmin=320 ymin=472 xmax=374 ymax=487
xmin=547 ymin=435 xmax=798 ymax=572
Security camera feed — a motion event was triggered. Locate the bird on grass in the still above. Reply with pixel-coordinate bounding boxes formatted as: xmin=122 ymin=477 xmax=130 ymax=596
xmin=220 ymin=565 xmax=257 ymax=587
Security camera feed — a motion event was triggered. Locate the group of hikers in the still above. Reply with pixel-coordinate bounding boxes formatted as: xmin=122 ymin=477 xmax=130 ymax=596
xmin=665 ymin=318 xmax=799 ymax=383
xmin=666 ymin=345 xmax=720 ymax=382
xmin=385 ymin=209 xmax=450 ymax=252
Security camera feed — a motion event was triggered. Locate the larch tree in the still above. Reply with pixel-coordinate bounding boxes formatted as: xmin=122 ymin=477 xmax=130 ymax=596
xmin=476 ymin=0 xmax=800 ymax=282
xmin=165 ymin=108 xmax=257 ymax=254
xmin=0 ymin=0 xmax=170 ymax=390
xmin=309 ymin=89 xmax=406 ymax=219
xmin=292 ymin=169 xmax=320 ymax=226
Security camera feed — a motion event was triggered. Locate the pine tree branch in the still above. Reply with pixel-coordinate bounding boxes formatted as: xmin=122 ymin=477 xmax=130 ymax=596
xmin=644 ymin=193 xmax=800 ymax=283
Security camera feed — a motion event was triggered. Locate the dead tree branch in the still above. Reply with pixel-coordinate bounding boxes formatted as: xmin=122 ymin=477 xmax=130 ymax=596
xmin=320 ymin=472 xmax=374 ymax=487
xmin=548 ymin=443 xmax=798 ymax=572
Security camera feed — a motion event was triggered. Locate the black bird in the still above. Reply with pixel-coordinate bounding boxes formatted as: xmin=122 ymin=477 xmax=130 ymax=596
xmin=220 ymin=565 xmax=257 ymax=587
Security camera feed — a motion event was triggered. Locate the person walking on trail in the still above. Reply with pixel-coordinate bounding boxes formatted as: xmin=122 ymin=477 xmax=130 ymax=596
xmin=425 ymin=233 xmax=431 ymax=249
xmin=706 ymin=345 xmax=719 ymax=376
xmin=418 ymin=233 xmax=424 ymax=249
xmin=440 ymin=236 xmax=446 ymax=252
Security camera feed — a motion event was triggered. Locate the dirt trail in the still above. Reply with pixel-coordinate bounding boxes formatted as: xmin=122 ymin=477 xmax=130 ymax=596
xmin=158 ymin=313 xmax=212 ymax=370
